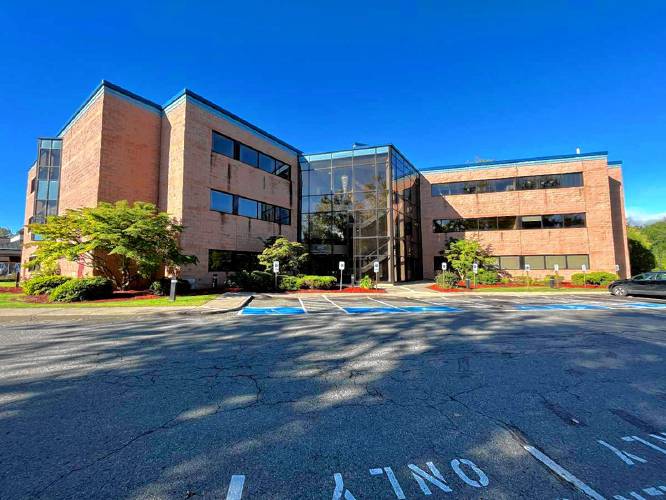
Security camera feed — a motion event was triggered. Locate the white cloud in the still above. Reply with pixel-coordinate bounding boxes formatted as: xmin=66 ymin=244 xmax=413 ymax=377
xmin=626 ymin=207 xmax=666 ymax=226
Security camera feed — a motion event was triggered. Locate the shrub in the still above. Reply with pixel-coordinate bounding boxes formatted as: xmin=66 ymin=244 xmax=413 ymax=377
xmin=436 ymin=271 xmax=459 ymax=288
xmin=149 ymin=280 xmax=165 ymax=296
xmin=49 ymin=277 xmax=113 ymax=302
xmin=23 ymin=275 xmax=72 ymax=295
xmin=158 ymin=278 xmax=191 ymax=294
xmin=229 ymin=270 xmax=274 ymax=291
xmin=476 ymin=269 xmax=500 ymax=285
xmin=359 ymin=275 xmax=373 ymax=289
xmin=511 ymin=275 xmax=539 ymax=286
xmin=279 ymin=275 xmax=301 ymax=291
xmin=299 ymin=275 xmax=337 ymax=290
xmin=542 ymin=274 xmax=565 ymax=286
xmin=571 ymin=271 xmax=617 ymax=286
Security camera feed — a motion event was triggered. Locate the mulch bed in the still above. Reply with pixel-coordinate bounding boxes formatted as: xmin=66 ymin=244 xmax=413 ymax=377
xmin=0 ymin=287 xmax=23 ymax=294
xmin=428 ymin=283 xmax=603 ymax=292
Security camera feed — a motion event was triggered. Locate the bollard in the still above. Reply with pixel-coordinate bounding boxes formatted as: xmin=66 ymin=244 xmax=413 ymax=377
xmin=212 ymin=273 xmax=218 ymax=289
xmin=169 ymin=278 xmax=178 ymax=301
xmin=15 ymin=272 xmax=20 ymax=288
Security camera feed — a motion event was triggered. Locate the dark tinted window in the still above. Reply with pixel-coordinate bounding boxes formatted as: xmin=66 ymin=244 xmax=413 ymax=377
xmin=239 ymin=144 xmax=259 ymax=167
xmin=211 ymin=190 xmax=233 ymax=213
xmin=539 ymin=175 xmax=561 ymax=189
xmin=208 ymin=250 xmax=259 ymax=272
xmin=497 ymin=216 xmax=517 ymax=230
xmin=561 ymin=172 xmax=583 ymax=187
xmin=258 ymin=153 xmax=275 ymax=173
xmin=564 ymin=213 xmax=586 ymax=228
xmin=520 ymin=216 xmax=543 ymax=229
xmin=478 ymin=217 xmax=498 ymax=230
xmin=431 ymin=171 xmax=583 ymax=196
xmin=212 ymin=132 xmax=234 ymax=157
xmin=516 ymin=176 xmax=539 ymax=191
xmin=542 ymin=214 xmax=564 ymax=228
xmin=493 ymin=178 xmax=515 ymax=192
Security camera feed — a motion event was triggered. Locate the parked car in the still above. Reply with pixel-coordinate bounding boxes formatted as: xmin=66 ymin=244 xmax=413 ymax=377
xmin=608 ymin=271 xmax=666 ymax=297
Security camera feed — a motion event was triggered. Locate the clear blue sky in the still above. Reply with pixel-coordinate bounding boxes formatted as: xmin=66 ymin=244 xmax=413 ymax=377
xmin=2 ymin=1 xmax=665 ymax=232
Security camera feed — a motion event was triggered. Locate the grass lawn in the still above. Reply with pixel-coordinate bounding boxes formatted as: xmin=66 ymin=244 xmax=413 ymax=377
xmin=0 ymin=281 xmax=17 ymax=288
xmin=0 ymin=292 xmax=218 ymax=308
xmin=466 ymin=286 xmax=608 ymax=293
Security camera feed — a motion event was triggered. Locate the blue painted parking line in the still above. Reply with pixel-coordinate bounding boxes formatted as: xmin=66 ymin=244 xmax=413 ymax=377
xmin=343 ymin=307 xmax=404 ymax=314
xmin=622 ymin=302 xmax=666 ymax=309
xmin=514 ymin=304 xmax=611 ymax=311
xmin=401 ymin=305 xmax=462 ymax=313
xmin=240 ymin=307 xmax=306 ymax=315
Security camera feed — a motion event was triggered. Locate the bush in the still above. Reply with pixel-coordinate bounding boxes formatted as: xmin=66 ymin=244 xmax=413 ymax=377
xmin=511 ymin=275 xmax=539 ymax=286
xmin=23 ymin=275 xmax=72 ymax=295
xmin=229 ymin=270 xmax=274 ymax=291
xmin=571 ymin=271 xmax=617 ymax=286
xmin=279 ymin=275 xmax=301 ymax=291
xmin=436 ymin=271 xmax=459 ymax=288
xmin=158 ymin=278 xmax=191 ymax=294
xmin=542 ymin=274 xmax=565 ymax=286
xmin=299 ymin=275 xmax=337 ymax=290
xmin=476 ymin=269 xmax=500 ymax=285
xmin=49 ymin=277 xmax=113 ymax=302
xmin=359 ymin=275 xmax=374 ymax=289
xmin=149 ymin=281 xmax=165 ymax=296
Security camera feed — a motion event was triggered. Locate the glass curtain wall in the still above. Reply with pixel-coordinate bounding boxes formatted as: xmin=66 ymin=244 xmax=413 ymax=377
xmin=391 ymin=148 xmax=422 ymax=281
xmin=299 ymin=146 xmax=422 ymax=282
xmin=33 ymin=138 xmax=62 ymax=224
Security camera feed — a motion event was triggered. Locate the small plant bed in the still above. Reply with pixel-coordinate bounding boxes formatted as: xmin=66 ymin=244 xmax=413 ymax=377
xmin=286 ymin=287 xmax=386 ymax=294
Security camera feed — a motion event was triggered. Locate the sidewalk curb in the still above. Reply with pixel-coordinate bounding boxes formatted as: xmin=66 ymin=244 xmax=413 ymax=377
xmin=192 ymin=295 xmax=254 ymax=316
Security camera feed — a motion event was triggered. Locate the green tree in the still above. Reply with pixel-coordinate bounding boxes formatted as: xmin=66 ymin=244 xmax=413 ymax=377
xmin=28 ymin=201 xmax=197 ymax=290
xmin=0 ymin=227 xmax=13 ymax=238
xmin=258 ymin=237 xmax=308 ymax=275
xmin=627 ymin=225 xmax=657 ymax=274
xmin=643 ymin=219 xmax=666 ymax=269
xmin=443 ymin=238 xmax=496 ymax=281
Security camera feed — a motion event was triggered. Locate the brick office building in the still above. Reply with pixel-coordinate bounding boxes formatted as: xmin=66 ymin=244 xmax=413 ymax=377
xmin=21 ymin=81 xmax=631 ymax=285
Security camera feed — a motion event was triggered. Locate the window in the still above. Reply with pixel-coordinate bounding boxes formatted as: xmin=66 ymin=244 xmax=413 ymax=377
xmin=258 ymin=153 xmax=275 ymax=173
xmin=30 ymin=178 xmax=35 ymax=193
xmin=210 ymin=190 xmax=233 ymax=213
xmin=210 ymin=189 xmax=289 ymax=224
xmin=564 ymin=213 xmax=586 ymax=228
xmin=545 ymin=255 xmax=567 ymax=269
xmin=208 ymin=249 xmax=259 ymax=272
xmin=211 ymin=131 xmax=290 ymax=179
xmin=238 ymin=197 xmax=258 ymax=218
xmin=566 ymin=254 xmax=589 ymax=269
xmin=498 ymin=256 xmax=521 ymax=270
xmin=542 ymin=214 xmax=564 ymax=228
xmin=478 ymin=217 xmax=498 ymax=231
xmin=239 ymin=144 xmax=258 ymax=167
xmin=497 ymin=216 xmax=517 ymax=230
xmin=520 ymin=216 xmax=543 ymax=230
xmin=523 ymin=255 xmax=546 ymax=269
xmin=431 ymin=172 xmax=583 ymax=196
xmin=212 ymin=132 xmax=234 ymax=158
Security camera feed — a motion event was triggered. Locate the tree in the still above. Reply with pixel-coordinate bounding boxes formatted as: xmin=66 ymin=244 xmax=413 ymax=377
xmin=0 ymin=227 xmax=12 ymax=239
xmin=627 ymin=225 xmax=657 ymax=274
xmin=258 ymin=237 xmax=308 ymax=275
xmin=28 ymin=201 xmax=197 ymax=290
xmin=443 ymin=238 xmax=496 ymax=281
xmin=643 ymin=219 xmax=666 ymax=269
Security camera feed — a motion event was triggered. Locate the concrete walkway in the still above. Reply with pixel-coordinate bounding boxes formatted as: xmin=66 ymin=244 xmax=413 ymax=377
xmin=0 ymin=293 xmax=252 ymax=319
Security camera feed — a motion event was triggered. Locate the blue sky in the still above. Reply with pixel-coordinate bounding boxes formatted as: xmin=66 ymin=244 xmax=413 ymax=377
xmin=1 ymin=1 xmax=665 ymax=232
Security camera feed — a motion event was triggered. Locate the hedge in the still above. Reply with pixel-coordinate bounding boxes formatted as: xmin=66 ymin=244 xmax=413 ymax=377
xmin=278 ymin=275 xmax=337 ymax=291
xmin=23 ymin=275 xmax=72 ymax=296
xmin=571 ymin=271 xmax=618 ymax=286
xmin=228 ymin=270 xmax=274 ymax=291
xmin=49 ymin=277 xmax=113 ymax=302
xmin=436 ymin=271 xmax=459 ymax=288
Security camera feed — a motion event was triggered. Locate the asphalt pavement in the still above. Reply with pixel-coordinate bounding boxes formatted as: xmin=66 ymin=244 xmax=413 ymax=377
xmin=1 ymin=298 xmax=665 ymax=499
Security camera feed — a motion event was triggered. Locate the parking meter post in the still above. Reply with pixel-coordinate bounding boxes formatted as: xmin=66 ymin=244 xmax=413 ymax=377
xmin=169 ymin=278 xmax=177 ymax=302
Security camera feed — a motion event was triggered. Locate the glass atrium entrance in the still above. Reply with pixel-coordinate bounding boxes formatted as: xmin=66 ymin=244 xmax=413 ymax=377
xmin=299 ymin=146 xmax=422 ymax=283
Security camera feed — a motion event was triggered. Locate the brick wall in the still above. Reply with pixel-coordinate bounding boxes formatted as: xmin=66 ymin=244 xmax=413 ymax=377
xmin=420 ymin=156 xmax=628 ymax=279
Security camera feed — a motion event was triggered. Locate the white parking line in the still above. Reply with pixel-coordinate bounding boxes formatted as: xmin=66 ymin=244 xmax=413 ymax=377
xmin=323 ymin=295 xmax=350 ymax=314
xmin=225 ymin=475 xmax=246 ymax=500
xmin=522 ymin=445 xmax=605 ymax=500
xmin=366 ymin=297 xmax=409 ymax=311
xmin=298 ymin=297 xmax=308 ymax=314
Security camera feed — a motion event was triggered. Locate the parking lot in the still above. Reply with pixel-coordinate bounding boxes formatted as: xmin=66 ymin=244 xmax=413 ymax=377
xmin=1 ymin=296 xmax=665 ymax=499
xmin=241 ymin=292 xmax=666 ymax=316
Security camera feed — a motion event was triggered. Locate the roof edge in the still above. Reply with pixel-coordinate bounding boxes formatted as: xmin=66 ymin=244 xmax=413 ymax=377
xmin=420 ymin=151 xmax=609 ymax=173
